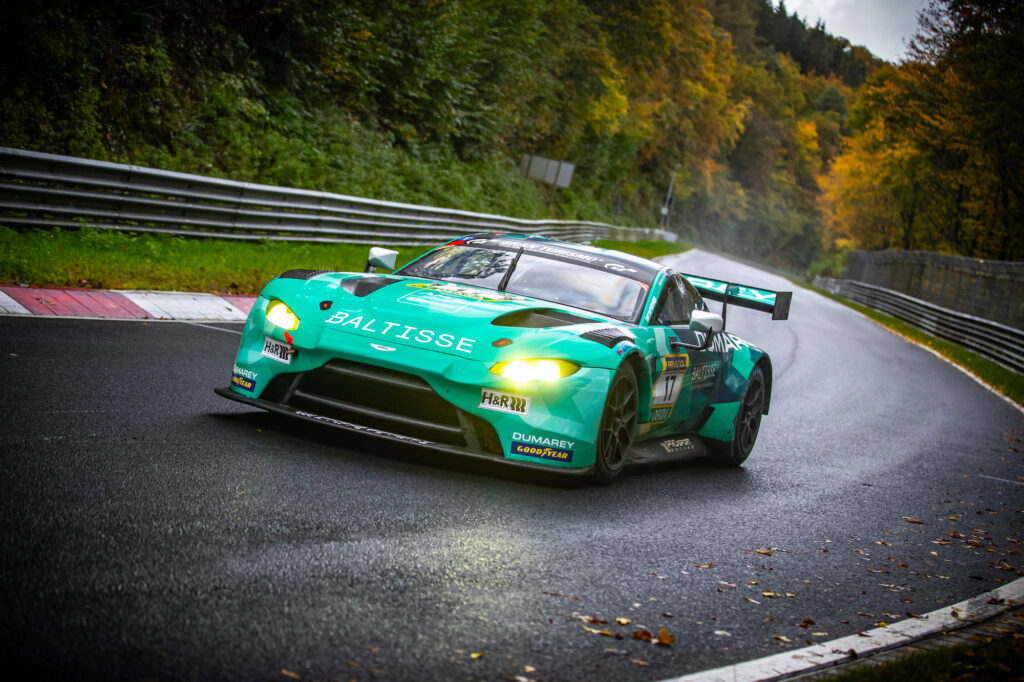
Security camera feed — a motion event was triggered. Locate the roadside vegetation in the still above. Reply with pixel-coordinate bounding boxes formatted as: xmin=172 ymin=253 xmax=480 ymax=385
xmin=0 ymin=0 xmax=880 ymax=275
xmin=0 ymin=226 xmax=689 ymax=294
xmin=0 ymin=226 xmax=434 ymax=294
xmin=824 ymin=635 xmax=1024 ymax=681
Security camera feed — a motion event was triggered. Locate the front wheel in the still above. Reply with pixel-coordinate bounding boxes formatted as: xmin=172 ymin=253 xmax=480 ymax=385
xmin=594 ymin=363 xmax=638 ymax=483
xmin=709 ymin=365 xmax=765 ymax=467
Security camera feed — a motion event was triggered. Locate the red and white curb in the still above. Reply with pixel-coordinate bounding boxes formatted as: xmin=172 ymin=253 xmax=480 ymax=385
xmin=660 ymin=576 xmax=1024 ymax=682
xmin=0 ymin=285 xmax=256 ymax=321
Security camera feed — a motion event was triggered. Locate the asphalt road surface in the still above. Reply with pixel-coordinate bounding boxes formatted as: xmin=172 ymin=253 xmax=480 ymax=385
xmin=1 ymin=250 xmax=1021 ymax=681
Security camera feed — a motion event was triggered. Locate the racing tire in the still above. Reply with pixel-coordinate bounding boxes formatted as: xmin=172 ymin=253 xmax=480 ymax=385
xmin=709 ymin=365 xmax=765 ymax=467
xmin=594 ymin=363 xmax=639 ymax=484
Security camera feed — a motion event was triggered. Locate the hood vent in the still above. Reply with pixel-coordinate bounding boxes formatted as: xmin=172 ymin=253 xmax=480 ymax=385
xmin=341 ymin=277 xmax=400 ymax=297
xmin=580 ymin=327 xmax=635 ymax=348
xmin=492 ymin=308 xmax=596 ymax=328
xmin=277 ymin=269 xmax=334 ymax=280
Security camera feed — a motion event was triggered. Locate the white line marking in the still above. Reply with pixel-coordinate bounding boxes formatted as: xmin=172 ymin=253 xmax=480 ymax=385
xmin=658 ymin=576 xmax=1024 ymax=682
xmin=978 ymin=474 xmax=1024 ymax=486
xmin=0 ymin=290 xmax=31 ymax=315
xmin=179 ymin=321 xmax=243 ymax=335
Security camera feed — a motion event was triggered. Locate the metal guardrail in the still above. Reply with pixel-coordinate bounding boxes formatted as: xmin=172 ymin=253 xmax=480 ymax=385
xmin=814 ymin=277 xmax=1024 ymax=374
xmin=844 ymin=250 xmax=1024 ymax=330
xmin=0 ymin=147 xmax=674 ymax=246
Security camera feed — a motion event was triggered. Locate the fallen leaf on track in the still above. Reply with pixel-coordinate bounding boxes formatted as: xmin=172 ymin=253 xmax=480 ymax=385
xmin=693 ymin=562 xmax=714 ymax=568
xmin=656 ymin=627 xmax=675 ymax=646
xmin=572 ymin=613 xmax=609 ymax=624
xmin=904 ymin=517 xmax=924 ymax=524
xmin=632 ymin=630 xmax=652 ymax=642
xmin=582 ymin=625 xmax=616 ymax=637
xmin=616 ymin=617 xmax=631 ymax=625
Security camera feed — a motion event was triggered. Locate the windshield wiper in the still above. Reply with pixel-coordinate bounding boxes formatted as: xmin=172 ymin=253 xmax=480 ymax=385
xmin=497 ymin=247 xmax=524 ymax=292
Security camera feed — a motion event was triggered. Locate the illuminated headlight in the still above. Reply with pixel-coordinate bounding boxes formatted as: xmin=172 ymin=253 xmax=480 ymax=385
xmin=490 ymin=359 xmax=580 ymax=383
xmin=266 ymin=300 xmax=299 ymax=330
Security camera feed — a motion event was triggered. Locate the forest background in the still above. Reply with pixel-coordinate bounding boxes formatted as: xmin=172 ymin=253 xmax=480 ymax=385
xmin=1 ymin=0 xmax=1020 ymax=276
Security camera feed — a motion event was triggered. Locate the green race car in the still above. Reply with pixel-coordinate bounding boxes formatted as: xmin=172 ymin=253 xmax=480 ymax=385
xmin=216 ymin=234 xmax=791 ymax=482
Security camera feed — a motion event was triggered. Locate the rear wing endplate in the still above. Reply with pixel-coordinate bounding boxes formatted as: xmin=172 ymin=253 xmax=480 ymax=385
xmin=684 ymin=274 xmax=792 ymax=322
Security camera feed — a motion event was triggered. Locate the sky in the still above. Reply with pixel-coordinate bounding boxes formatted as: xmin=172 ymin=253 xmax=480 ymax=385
xmin=782 ymin=0 xmax=928 ymax=63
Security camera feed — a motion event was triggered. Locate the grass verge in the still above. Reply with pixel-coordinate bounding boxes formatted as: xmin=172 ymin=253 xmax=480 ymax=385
xmin=825 ymin=635 xmax=1024 ymax=681
xmin=0 ymin=226 xmax=434 ymax=294
xmin=0 ymin=226 xmax=689 ymax=295
xmin=799 ymin=282 xmax=1024 ymax=408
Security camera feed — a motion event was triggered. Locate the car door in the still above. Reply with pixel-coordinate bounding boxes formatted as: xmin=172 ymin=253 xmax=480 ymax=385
xmin=646 ymin=275 xmax=724 ymax=434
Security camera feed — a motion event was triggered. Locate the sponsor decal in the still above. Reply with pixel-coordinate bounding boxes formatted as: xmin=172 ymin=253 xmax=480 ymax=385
xmin=614 ymin=340 xmax=635 ymax=356
xmin=324 ymin=310 xmax=476 ymax=354
xmin=513 ymin=431 xmax=575 ymax=451
xmin=231 ymin=371 xmax=256 ymax=392
xmin=652 ymin=354 xmax=689 ymax=408
xmin=295 ymin=410 xmax=431 ymax=445
xmin=492 ymin=239 xmax=601 ymax=265
xmin=604 ymin=263 xmax=638 ymax=274
xmin=370 ymin=344 xmax=397 ymax=352
xmin=510 ymin=431 xmax=574 ymax=462
xmin=404 ymin=281 xmax=522 ymax=303
xmin=663 ymin=355 xmax=689 ymax=372
xmin=650 ymin=406 xmax=672 ymax=422
xmin=690 ymin=361 xmax=721 ymax=386
xmin=233 ymin=365 xmax=257 ymax=380
xmin=659 ymin=437 xmax=697 ymax=455
xmin=686 ymin=278 xmax=776 ymax=305
xmin=398 ymin=289 xmax=467 ymax=313
xmin=707 ymin=332 xmax=753 ymax=354
xmin=261 ymin=336 xmax=293 ymax=364
xmin=479 ymin=389 xmax=530 ymax=416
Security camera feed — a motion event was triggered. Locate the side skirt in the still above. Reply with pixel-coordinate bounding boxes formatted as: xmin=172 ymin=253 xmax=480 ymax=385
xmin=628 ymin=434 xmax=708 ymax=465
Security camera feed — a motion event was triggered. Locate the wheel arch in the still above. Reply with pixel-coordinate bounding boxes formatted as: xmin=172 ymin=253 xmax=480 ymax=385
xmin=622 ymin=350 xmax=652 ymax=423
xmin=756 ymin=355 xmax=773 ymax=415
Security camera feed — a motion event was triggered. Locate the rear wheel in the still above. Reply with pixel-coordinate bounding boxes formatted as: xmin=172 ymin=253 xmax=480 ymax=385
xmin=594 ymin=363 xmax=638 ymax=483
xmin=709 ymin=365 xmax=765 ymax=467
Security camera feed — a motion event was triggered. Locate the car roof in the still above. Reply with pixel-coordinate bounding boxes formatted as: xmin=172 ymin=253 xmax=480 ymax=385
xmin=453 ymin=233 xmax=669 ymax=281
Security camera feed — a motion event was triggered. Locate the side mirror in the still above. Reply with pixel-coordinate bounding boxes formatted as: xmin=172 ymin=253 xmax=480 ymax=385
xmin=668 ymin=311 xmax=725 ymax=351
xmin=690 ymin=310 xmax=724 ymax=333
xmin=365 ymin=247 xmax=398 ymax=273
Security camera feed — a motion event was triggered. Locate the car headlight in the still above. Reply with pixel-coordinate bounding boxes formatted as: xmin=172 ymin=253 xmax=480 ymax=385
xmin=266 ymin=300 xmax=299 ymax=330
xmin=490 ymin=359 xmax=580 ymax=383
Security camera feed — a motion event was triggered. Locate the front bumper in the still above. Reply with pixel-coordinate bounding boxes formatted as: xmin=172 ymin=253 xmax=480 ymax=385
xmin=222 ymin=299 xmax=613 ymax=471
xmin=214 ymin=385 xmax=595 ymax=477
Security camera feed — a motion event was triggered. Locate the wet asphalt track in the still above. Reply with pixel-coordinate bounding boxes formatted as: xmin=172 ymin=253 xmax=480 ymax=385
xmin=1 ymin=250 xmax=1021 ymax=681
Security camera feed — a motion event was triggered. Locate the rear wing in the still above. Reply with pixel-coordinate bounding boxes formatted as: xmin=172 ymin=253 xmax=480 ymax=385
xmin=684 ymin=274 xmax=792 ymax=324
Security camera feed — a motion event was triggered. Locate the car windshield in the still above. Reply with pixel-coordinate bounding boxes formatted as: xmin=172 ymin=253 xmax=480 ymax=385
xmin=395 ymin=245 xmax=651 ymax=321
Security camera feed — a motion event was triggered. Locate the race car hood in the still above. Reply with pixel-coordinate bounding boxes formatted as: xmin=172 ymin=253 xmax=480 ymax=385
xmin=259 ymin=272 xmax=636 ymax=367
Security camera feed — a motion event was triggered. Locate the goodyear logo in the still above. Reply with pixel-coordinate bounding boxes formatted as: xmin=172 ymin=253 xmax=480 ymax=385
xmin=511 ymin=441 xmax=573 ymax=462
xmin=231 ymin=373 xmax=255 ymax=392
